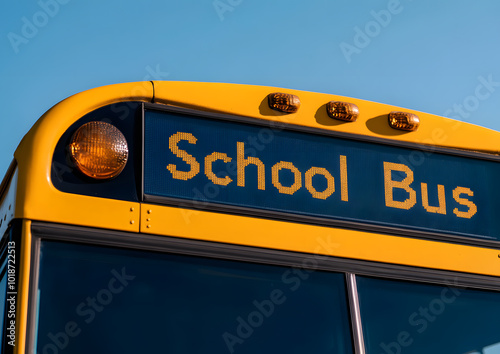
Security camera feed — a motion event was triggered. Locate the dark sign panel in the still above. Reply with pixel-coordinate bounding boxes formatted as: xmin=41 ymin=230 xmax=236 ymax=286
xmin=143 ymin=107 xmax=500 ymax=242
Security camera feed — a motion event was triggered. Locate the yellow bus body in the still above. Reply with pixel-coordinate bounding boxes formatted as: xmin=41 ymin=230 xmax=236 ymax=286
xmin=3 ymin=81 xmax=500 ymax=353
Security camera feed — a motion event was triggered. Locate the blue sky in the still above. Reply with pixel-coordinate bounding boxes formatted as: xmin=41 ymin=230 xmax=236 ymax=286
xmin=1 ymin=0 xmax=500 ymax=178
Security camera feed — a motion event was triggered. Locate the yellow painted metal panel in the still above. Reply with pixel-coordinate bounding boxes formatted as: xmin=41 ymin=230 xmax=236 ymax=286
xmin=22 ymin=190 xmax=140 ymax=232
xmin=140 ymin=204 xmax=500 ymax=277
xmin=13 ymin=82 xmax=152 ymax=231
xmin=152 ymin=81 xmax=500 ymax=154
xmin=0 ymin=168 xmax=17 ymax=238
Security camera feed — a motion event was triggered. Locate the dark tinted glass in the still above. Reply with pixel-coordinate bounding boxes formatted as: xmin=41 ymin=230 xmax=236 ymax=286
xmin=36 ymin=241 xmax=353 ymax=354
xmin=357 ymin=276 xmax=500 ymax=354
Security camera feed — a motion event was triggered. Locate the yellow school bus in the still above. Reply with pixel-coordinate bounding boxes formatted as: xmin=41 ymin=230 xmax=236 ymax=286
xmin=1 ymin=81 xmax=500 ymax=354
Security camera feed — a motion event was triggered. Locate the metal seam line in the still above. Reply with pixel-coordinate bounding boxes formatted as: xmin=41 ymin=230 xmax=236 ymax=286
xmin=346 ymin=273 xmax=365 ymax=354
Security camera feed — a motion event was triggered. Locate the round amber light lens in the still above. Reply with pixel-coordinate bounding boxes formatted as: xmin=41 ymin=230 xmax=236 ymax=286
xmin=69 ymin=121 xmax=129 ymax=180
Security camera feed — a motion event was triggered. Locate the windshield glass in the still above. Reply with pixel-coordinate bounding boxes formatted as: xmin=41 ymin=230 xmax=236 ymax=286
xmin=35 ymin=240 xmax=353 ymax=354
xmin=357 ymin=276 xmax=500 ymax=354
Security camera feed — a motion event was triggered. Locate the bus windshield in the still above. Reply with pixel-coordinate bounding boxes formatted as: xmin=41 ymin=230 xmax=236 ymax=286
xmin=35 ymin=240 xmax=353 ymax=354
xmin=357 ymin=276 xmax=500 ymax=354
xmin=35 ymin=239 xmax=500 ymax=354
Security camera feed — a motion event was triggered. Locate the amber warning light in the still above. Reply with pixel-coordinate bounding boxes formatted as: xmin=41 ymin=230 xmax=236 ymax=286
xmin=326 ymin=101 xmax=359 ymax=122
xmin=69 ymin=121 xmax=129 ymax=180
xmin=388 ymin=111 xmax=420 ymax=131
xmin=267 ymin=93 xmax=301 ymax=113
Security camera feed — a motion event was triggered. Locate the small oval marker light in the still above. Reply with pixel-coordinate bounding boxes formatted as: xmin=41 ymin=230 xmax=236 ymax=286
xmin=268 ymin=92 xmax=301 ymax=113
xmin=69 ymin=121 xmax=129 ymax=180
xmin=388 ymin=111 xmax=420 ymax=131
xmin=326 ymin=101 xmax=359 ymax=122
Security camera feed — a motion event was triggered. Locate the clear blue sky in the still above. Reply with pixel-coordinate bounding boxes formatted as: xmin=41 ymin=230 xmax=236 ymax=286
xmin=1 ymin=0 xmax=500 ymax=178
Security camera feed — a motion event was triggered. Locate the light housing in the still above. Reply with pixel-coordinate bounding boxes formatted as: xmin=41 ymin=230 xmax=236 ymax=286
xmin=268 ymin=92 xmax=301 ymax=113
xmin=388 ymin=111 xmax=420 ymax=131
xmin=69 ymin=121 xmax=129 ymax=180
xmin=326 ymin=101 xmax=359 ymax=122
